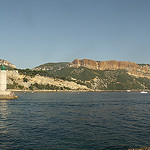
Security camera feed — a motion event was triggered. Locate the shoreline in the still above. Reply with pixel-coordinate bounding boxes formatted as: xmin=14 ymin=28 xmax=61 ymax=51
xmin=10 ymin=89 xmax=150 ymax=93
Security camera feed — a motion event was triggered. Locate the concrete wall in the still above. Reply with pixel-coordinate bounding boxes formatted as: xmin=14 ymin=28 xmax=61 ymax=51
xmin=0 ymin=70 xmax=7 ymax=91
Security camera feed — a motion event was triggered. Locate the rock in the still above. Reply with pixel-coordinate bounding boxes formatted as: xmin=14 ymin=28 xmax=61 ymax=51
xmin=70 ymin=59 xmax=139 ymax=70
xmin=0 ymin=91 xmax=18 ymax=99
xmin=0 ymin=59 xmax=16 ymax=68
xmin=69 ymin=59 xmax=150 ymax=78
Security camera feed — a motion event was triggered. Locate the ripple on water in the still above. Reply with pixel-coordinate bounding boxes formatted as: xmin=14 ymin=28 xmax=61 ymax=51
xmin=0 ymin=92 xmax=150 ymax=150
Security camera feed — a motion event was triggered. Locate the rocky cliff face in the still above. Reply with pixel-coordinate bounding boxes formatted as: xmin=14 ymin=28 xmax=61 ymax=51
xmin=0 ymin=59 xmax=16 ymax=68
xmin=69 ymin=59 xmax=150 ymax=78
xmin=70 ymin=59 xmax=139 ymax=70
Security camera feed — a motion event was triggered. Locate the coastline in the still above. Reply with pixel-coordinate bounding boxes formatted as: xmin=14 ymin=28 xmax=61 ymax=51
xmin=11 ymin=89 xmax=150 ymax=92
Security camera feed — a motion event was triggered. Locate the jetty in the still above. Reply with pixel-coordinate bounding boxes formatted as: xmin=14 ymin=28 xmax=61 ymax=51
xmin=0 ymin=65 xmax=18 ymax=99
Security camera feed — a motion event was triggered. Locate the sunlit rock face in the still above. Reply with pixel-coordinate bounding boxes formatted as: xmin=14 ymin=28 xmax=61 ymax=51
xmin=71 ymin=59 xmax=99 ymax=70
xmin=70 ymin=59 xmax=150 ymax=78
xmin=0 ymin=59 xmax=16 ymax=68
xmin=70 ymin=59 xmax=139 ymax=70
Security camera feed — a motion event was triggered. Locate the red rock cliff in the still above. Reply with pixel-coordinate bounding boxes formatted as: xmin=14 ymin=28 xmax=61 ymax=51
xmin=69 ymin=59 xmax=150 ymax=78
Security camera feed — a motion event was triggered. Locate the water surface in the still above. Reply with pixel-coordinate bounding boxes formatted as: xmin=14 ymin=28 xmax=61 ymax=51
xmin=0 ymin=92 xmax=150 ymax=150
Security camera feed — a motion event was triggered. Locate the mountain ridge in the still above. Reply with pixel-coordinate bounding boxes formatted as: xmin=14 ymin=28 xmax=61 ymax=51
xmin=2 ymin=58 xmax=150 ymax=91
xmin=69 ymin=59 xmax=150 ymax=78
xmin=33 ymin=59 xmax=150 ymax=79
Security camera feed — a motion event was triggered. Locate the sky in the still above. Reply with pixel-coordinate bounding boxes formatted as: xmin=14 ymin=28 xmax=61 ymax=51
xmin=0 ymin=0 xmax=150 ymax=69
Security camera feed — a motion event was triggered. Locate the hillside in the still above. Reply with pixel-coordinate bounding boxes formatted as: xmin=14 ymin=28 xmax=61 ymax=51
xmin=34 ymin=59 xmax=150 ymax=79
xmin=0 ymin=59 xmax=16 ymax=69
xmin=46 ymin=67 xmax=150 ymax=90
xmin=4 ymin=58 xmax=150 ymax=91
xmin=7 ymin=70 xmax=89 ymax=91
xmin=8 ymin=67 xmax=150 ymax=91
xmin=33 ymin=62 xmax=69 ymax=71
xmin=32 ymin=59 xmax=150 ymax=91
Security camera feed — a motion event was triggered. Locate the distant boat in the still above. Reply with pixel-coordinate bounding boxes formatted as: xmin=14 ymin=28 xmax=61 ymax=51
xmin=140 ymin=91 xmax=148 ymax=94
xmin=127 ymin=90 xmax=131 ymax=92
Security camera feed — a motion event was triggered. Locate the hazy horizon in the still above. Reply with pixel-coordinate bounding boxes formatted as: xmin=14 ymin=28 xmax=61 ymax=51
xmin=1 ymin=0 xmax=150 ymax=69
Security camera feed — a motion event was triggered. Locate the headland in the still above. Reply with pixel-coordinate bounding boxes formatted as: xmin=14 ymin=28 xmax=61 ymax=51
xmin=1 ymin=58 xmax=150 ymax=92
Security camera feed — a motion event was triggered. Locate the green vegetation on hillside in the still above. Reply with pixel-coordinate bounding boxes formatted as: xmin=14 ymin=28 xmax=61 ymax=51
xmin=48 ymin=67 xmax=150 ymax=90
xmin=16 ymin=64 xmax=150 ymax=91
xmin=7 ymin=82 xmax=25 ymax=90
xmin=33 ymin=62 xmax=69 ymax=71
xmin=136 ymin=77 xmax=150 ymax=89
xmin=29 ymin=83 xmax=71 ymax=91
xmin=18 ymin=68 xmax=55 ymax=78
xmin=17 ymin=68 xmax=86 ymax=86
xmin=51 ymin=67 xmax=105 ymax=81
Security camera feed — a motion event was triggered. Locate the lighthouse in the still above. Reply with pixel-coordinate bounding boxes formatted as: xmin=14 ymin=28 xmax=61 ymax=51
xmin=0 ymin=66 xmax=7 ymax=91
xmin=0 ymin=65 xmax=18 ymax=99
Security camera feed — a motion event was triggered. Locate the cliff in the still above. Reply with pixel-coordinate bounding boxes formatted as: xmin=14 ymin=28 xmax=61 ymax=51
xmin=69 ymin=59 xmax=150 ymax=78
xmin=0 ymin=59 xmax=16 ymax=68
xmin=5 ymin=59 xmax=150 ymax=91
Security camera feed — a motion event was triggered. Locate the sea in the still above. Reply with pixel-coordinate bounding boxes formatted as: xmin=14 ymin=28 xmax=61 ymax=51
xmin=0 ymin=92 xmax=150 ymax=150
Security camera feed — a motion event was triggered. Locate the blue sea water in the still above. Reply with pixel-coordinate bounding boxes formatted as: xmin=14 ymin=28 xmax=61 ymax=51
xmin=0 ymin=92 xmax=150 ymax=150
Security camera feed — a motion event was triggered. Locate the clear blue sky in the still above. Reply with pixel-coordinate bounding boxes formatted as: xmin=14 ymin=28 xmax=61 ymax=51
xmin=0 ymin=0 xmax=150 ymax=69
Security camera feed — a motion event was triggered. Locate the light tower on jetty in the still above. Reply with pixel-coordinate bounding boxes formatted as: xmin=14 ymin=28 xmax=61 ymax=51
xmin=0 ymin=66 xmax=17 ymax=99
xmin=0 ymin=65 xmax=7 ymax=91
